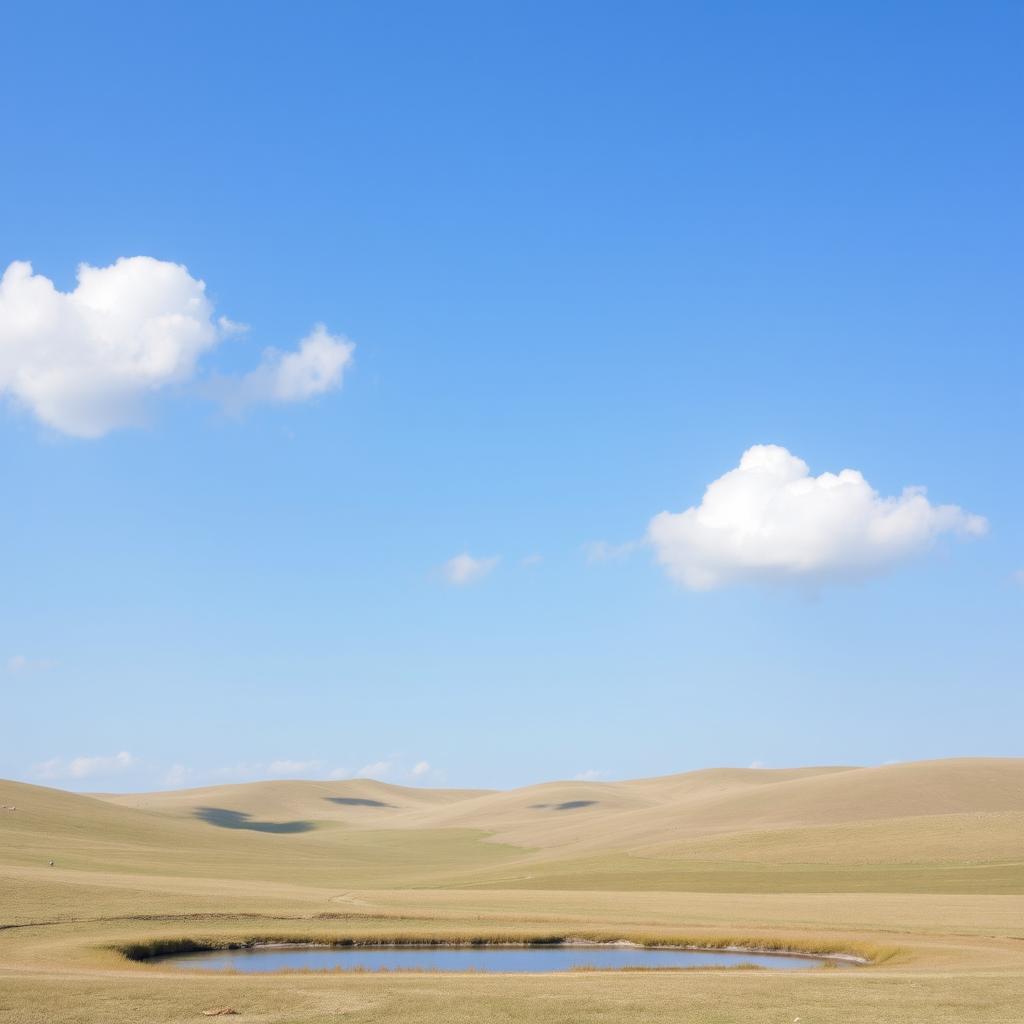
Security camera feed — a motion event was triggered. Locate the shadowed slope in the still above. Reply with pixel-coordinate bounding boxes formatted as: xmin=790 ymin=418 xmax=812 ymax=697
xmin=193 ymin=807 xmax=316 ymax=833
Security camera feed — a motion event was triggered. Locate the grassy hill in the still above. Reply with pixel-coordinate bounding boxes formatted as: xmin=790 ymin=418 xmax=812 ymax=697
xmin=3 ymin=758 xmax=1024 ymax=1023
xmin=62 ymin=757 xmax=1024 ymax=893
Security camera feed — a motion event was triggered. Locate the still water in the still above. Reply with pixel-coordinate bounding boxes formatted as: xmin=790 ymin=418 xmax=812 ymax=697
xmin=151 ymin=943 xmax=838 ymax=972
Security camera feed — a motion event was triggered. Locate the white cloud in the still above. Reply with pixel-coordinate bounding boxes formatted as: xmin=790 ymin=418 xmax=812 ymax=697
xmin=69 ymin=751 xmax=136 ymax=779
xmin=220 ymin=323 xmax=354 ymax=408
xmin=343 ymin=759 xmax=436 ymax=782
xmin=521 ymin=554 xmax=544 ymax=566
xmin=442 ymin=552 xmax=499 ymax=585
xmin=217 ymin=316 xmax=248 ymax=336
xmin=356 ymin=760 xmax=394 ymax=779
xmin=0 ymin=257 xmax=353 ymax=437
xmin=647 ymin=445 xmax=987 ymax=590
xmin=34 ymin=750 xmax=137 ymax=781
xmin=573 ymin=769 xmax=608 ymax=781
xmin=0 ymin=258 xmax=220 ymax=436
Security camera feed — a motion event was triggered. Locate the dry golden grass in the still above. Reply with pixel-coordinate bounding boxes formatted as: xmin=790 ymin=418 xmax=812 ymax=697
xmin=2 ymin=758 xmax=1024 ymax=1022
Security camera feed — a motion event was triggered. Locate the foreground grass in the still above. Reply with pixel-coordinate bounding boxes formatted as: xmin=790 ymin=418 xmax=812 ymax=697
xmin=3 ymin=964 xmax=1024 ymax=1024
xmin=3 ymin=885 xmax=1023 ymax=1023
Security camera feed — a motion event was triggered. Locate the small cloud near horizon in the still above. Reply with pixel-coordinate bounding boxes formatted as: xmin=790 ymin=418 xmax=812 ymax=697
xmin=351 ymin=758 xmax=438 ymax=783
xmin=356 ymin=760 xmax=394 ymax=780
xmin=25 ymin=755 xmax=442 ymax=791
xmin=33 ymin=750 xmax=137 ymax=782
xmin=573 ymin=769 xmax=608 ymax=781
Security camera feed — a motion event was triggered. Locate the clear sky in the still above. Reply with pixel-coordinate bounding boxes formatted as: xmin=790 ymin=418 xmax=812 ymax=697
xmin=1 ymin=2 xmax=1020 ymax=792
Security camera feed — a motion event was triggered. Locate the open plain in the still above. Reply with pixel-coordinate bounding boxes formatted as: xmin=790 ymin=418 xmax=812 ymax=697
xmin=2 ymin=757 xmax=1023 ymax=1022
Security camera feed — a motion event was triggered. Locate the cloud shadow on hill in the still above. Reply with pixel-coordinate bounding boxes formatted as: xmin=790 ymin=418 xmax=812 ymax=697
xmin=530 ymin=800 xmax=598 ymax=811
xmin=194 ymin=807 xmax=315 ymax=833
xmin=325 ymin=797 xmax=395 ymax=808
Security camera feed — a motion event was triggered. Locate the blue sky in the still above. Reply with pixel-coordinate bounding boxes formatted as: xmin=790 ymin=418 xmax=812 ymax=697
xmin=1 ymin=2 xmax=1020 ymax=791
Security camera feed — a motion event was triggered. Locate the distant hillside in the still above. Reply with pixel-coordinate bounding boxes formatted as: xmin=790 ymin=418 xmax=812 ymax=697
xmin=3 ymin=758 xmax=1023 ymax=894
xmin=95 ymin=756 xmax=1024 ymax=854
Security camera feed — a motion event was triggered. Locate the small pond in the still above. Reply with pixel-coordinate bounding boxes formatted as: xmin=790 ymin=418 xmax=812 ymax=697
xmin=150 ymin=943 xmax=846 ymax=972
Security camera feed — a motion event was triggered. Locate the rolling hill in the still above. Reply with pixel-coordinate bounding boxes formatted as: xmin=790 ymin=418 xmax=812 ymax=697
xmin=4 ymin=758 xmax=1024 ymax=1024
xmin=2 ymin=756 xmax=1019 ymax=894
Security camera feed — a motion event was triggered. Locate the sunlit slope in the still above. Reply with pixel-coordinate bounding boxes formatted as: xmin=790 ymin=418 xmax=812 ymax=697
xmin=0 ymin=778 xmax=207 ymax=866
xmin=358 ymin=759 xmax=1024 ymax=858
xmin=386 ymin=766 xmax=859 ymax=849
xmin=0 ymin=778 xmax=519 ymax=888
xmin=640 ymin=812 xmax=1024 ymax=864
xmin=641 ymin=759 xmax=1024 ymax=834
xmin=446 ymin=759 xmax=1024 ymax=893
xmin=83 ymin=767 xmax=857 ymax=855
xmin=6 ymin=758 xmax=1023 ymax=894
xmin=90 ymin=758 xmax=1024 ymax=858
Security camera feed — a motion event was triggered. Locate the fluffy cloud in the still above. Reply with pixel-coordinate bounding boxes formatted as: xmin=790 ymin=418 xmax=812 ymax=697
xmin=573 ymin=769 xmax=608 ymax=781
xmin=220 ymin=323 xmax=354 ymax=408
xmin=411 ymin=760 xmax=431 ymax=777
xmin=0 ymin=258 xmax=219 ymax=436
xmin=0 ymin=257 xmax=353 ymax=437
xmin=647 ymin=445 xmax=987 ymax=590
xmin=442 ymin=552 xmax=499 ymax=585
xmin=34 ymin=750 xmax=137 ymax=781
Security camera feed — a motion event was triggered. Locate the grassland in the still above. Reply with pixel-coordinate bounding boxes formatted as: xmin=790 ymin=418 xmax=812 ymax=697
xmin=2 ymin=758 xmax=1023 ymax=1022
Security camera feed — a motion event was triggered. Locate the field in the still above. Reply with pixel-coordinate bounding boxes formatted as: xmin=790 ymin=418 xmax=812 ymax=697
xmin=2 ymin=758 xmax=1023 ymax=1022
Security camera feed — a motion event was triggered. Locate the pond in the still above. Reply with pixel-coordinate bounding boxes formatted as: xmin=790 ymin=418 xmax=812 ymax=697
xmin=149 ymin=942 xmax=848 ymax=972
